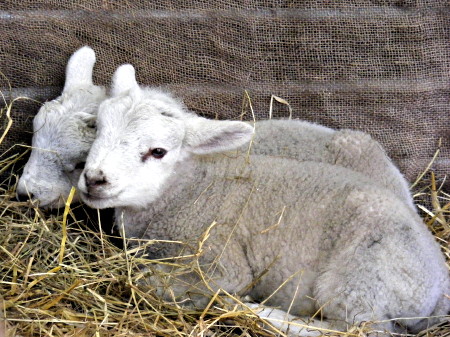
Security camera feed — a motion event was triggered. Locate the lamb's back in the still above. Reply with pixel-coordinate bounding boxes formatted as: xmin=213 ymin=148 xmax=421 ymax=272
xmin=241 ymin=119 xmax=414 ymax=209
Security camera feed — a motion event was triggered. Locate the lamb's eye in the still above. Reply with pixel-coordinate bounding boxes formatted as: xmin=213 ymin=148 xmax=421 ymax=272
xmin=141 ymin=148 xmax=168 ymax=162
xmin=151 ymin=148 xmax=167 ymax=159
xmin=74 ymin=162 xmax=86 ymax=170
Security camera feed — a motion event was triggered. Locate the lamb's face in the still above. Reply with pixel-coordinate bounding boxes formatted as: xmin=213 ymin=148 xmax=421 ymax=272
xmin=78 ymin=93 xmax=187 ymax=209
xmin=16 ymin=46 xmax=105 ymax=209
xmin=79 ymin=63 xmax=253 ymax=210
xmin=16 ymin=88 xmax=102 ymax=208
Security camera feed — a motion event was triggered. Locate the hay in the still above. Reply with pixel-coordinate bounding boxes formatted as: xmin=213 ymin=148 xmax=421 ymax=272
xmin=0 ymin=183 xmax=269 ymax=336
xmin=0 ymin=98 xmax=449 ymax=337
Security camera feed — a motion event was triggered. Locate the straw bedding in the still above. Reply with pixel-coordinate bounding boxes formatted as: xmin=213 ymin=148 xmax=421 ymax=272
xmin=0 ymin=99 xmax=449 ymax=337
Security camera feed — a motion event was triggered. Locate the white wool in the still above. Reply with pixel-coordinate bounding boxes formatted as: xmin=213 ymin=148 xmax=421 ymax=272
xmin=79 ymin=64 xmax=449 ymax=336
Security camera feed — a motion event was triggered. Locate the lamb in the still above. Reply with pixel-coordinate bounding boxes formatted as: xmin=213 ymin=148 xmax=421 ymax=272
xmin=78 ymin=64 xmax=449 ymax=336
xmin=16 ymin=46 xmax=106 ymax=208
xmin=16 ymin=47 xmax=414 ymax=212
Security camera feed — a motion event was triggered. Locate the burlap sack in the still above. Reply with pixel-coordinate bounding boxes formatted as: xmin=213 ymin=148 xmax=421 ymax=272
xmin=1 ymin=1 xmax=448 ymax=189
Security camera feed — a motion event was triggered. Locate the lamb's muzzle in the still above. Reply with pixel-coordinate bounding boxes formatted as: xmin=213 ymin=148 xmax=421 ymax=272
xmin=84 ymin=170 xmax=108 ymax=188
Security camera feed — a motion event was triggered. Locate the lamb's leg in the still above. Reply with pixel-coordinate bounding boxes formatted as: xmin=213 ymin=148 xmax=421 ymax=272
xmin=138 ymin=262 xmax=217 ymax=309
xmin=138 ymin=247 xmax=255 ymax=309
xmin=312 ymin=189 xmax=448 ymax=336
xmin=246 ymin=303 xmax=398 ymax=337
xmin=245 ymin=303 xmax=351 ymax=337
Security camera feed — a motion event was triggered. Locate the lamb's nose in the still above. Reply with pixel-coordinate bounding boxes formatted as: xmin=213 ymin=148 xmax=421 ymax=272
xmin=84 ymin=170 xmax=108 ymax=188
xmin=16 ymin=192 xmax=34 ymax=202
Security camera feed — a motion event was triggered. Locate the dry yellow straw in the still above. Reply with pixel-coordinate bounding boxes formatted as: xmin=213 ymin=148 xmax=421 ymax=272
xmin=59 ymin=186 xmax=76 ymax=265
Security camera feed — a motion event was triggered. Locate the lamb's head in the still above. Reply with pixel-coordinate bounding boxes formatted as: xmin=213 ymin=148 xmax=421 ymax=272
xmin=79 ymin=64 xmax=253 ymax=210
xmin=16 ymin=46 xmax=106 ymax=209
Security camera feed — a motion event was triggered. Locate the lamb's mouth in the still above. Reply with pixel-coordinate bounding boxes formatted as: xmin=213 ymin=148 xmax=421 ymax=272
xmin=81 ymin=192 xmax=115 ymax=201
xmin=80 ymin=191 xmax=121 ymax=207
xmin=35 ymin=197 xmax=64 ymax=210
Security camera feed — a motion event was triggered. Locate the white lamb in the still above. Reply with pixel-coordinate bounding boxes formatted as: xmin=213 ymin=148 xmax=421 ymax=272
xmin=78 ymin=64 xmax=449 ymax=336
xmin=16 ymin=46 xmax=106 ymax=208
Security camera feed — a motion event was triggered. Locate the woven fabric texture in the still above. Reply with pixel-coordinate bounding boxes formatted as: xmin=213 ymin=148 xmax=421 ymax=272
xmin=0 ymin=1 xmax=449 ymax=187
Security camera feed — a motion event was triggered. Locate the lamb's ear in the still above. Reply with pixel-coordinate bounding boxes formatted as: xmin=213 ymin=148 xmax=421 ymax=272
xmin=63 ymin=46 xmax=96 ymax=92
xmin=111 ymin=64 xmax=139 ymax=97
xmin=184 ymin=117 xmax=254 ymax=154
